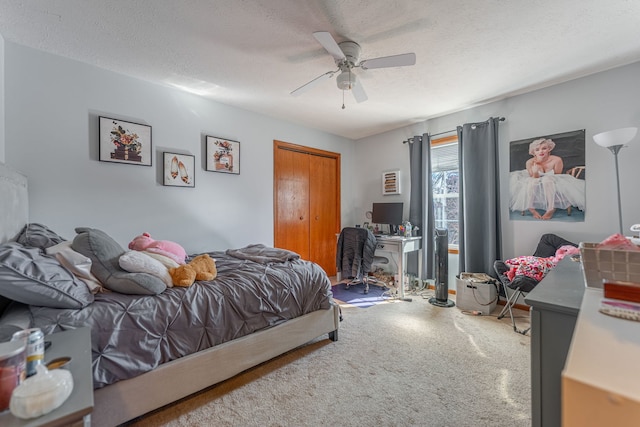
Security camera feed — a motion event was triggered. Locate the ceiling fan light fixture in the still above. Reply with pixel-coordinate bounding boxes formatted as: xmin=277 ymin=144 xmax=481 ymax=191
xmin=336 ymin=70 xmax=357 ymax=91
xmin=291 ymin=31 xmax=415 ymax=102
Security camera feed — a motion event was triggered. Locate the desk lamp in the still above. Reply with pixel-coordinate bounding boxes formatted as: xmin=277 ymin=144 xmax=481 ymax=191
xmin=593 ymin=127 xmax=638 ymax=235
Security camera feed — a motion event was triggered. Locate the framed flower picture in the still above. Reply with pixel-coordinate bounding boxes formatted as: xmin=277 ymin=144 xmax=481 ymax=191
xmin=206 ymin=136 xmax=240 ymax=174
xmin=99 ymin=116 xmax=152 ymax=166
xmin=163 ymin=152 xmax=195 ymax=188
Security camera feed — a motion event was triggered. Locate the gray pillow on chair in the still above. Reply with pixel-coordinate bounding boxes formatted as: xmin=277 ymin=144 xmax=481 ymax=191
xmin=71 ymin=227 xmax=166 ymax=295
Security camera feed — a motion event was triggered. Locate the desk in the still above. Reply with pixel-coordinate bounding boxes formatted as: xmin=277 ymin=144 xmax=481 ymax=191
xmin=1 ymin=327 xmax=93 ymax=427
xmin=563 ymin=287 xmax=640 ymax=426
xmin=524 ymin=259 xmax=585 ymax=427
xmin=374 ymin=235 xmax=422 ymax=299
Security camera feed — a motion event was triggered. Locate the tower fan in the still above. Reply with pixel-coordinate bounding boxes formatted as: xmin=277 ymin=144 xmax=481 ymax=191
xmin=429 ymin=228 xmax=455 ymax=307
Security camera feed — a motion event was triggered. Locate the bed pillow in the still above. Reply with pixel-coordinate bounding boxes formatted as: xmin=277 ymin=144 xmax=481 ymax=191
xmin=71 ymin=227 xmax=166 ymax=295
xmin=46 ymin=241 xmax=104 ymax=294
xmin=0 ymin=242 xmax=94 ymax=308
xmin=16 ymin=223 xmax=67 ymax=249
xmin=141 ymin=251 xmax=180 ymax=269
xmin=119 ymin=251 xmax=173 ymax=287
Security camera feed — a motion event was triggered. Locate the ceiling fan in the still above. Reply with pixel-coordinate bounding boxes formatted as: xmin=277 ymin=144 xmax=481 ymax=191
xmin=290 ymin=31 xmax=416 ymax=107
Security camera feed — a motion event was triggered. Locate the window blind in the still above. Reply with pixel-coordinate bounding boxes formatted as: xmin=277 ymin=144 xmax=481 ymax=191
xmin=431 ymin=143 xmax=458 ymax=172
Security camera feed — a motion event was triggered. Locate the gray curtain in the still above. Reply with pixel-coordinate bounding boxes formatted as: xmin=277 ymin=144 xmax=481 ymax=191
xmin=456 ymin=117 xmax=502 ymax=275
xmin=408 ymin=133 xmax=434 ymax=279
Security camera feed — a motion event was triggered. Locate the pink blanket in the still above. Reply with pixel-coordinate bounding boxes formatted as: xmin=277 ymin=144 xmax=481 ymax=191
xmin=504 ymin=245 xmax=579 ymax=282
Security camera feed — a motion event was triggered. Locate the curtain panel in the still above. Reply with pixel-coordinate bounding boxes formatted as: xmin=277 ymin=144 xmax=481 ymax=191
xmin=457 ymin=117 xmax=502 ymax=275
xmin=408 ymin=133 xmax=433 ymax=279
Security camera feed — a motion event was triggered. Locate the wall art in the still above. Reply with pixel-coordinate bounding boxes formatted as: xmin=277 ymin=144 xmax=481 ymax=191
xmin=99 ymin=116 xmax=152 ymax=166
xmin=509 ymin=129 xmax=585 ymax=222
xmin=163 ymin=152 xmax=195 ymax=187
xmin=206 ymin=136 xmax=240 ymax=175
xmin=382 ymin=170 xmax=400 ymax=195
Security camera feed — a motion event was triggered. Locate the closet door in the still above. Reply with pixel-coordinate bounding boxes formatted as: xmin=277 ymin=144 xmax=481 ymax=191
xmin=309 ymin=154 xmax=339 ymax=276
xmin=274 ymin=148 xmax=310 ymax=260
xmin=274 ymin=141 xmax=340 ymax=276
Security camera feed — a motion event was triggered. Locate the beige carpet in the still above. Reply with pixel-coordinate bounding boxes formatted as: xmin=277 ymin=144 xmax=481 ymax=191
xmin=124 ymin=291 xmax=531 ymax=427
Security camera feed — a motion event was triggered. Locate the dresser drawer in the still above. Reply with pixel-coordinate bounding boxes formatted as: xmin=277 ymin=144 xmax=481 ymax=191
xmin=376 ymin=241 xmax=401 ymax=253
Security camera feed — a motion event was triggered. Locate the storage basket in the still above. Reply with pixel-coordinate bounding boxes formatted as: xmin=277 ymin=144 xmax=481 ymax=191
xmin=455 ymin=273 xmax=498 ymax=315
xmin=579 ymin=242 xmax=640 ymax=288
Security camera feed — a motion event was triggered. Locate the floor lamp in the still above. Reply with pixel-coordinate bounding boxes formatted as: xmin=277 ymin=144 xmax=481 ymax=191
xmin=593 ymin=127 xmax=638 ymax=235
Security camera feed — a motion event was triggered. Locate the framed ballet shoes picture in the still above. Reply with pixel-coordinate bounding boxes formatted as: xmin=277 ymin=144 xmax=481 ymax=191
xmin=163 ymin=152 xmax=195 ymax=187
xmin=206 ymin=135 xmax=240 ymax=175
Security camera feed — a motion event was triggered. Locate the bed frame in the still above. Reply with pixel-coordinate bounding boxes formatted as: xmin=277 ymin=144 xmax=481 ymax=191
xmin=0 ymin=162 xmax=340 ymax=426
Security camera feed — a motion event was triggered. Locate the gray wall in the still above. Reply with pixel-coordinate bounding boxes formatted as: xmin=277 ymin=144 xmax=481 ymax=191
xmin=0 ymin=34 xmax=4 ymax=163
xmin=3 ymin=42 xmax=356 ymax=253
xmin=355 ymin=61 xmax=640 ymax=279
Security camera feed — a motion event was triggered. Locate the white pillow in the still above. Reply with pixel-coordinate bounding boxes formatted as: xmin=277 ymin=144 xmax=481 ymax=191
xmin=119 ymin=251 xmax=173 ymax=288
xmin=46 ymin=241 xmax=104 ymax=294
xmin=141 ymin=251 xmax=180 ymax=269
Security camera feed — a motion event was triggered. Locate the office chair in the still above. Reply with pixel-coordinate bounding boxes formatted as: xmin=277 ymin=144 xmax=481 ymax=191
xmin=336 ymin=227 xmax=384 ymax=294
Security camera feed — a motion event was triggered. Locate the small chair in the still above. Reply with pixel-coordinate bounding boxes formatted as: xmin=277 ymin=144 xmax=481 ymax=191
xmin=494 ymin=233 xmax=578 ymax=334
xmin=494 ymin=260 xmax=537 ymax=335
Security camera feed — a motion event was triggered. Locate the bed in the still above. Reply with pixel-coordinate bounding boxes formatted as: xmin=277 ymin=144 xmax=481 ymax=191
xmin=0 ymin=163 xmax=340 ymax=426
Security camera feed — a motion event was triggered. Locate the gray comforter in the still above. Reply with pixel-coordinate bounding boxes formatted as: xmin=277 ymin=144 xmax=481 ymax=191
xmin=28 ymin=250 xmax=333 ymax=389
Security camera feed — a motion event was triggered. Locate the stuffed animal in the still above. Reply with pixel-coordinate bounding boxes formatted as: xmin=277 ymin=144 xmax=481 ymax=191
xmin=169 ymin=253 xmax=217 ymax=287
xmin=128 ymin=232 xmax=187 ymax=265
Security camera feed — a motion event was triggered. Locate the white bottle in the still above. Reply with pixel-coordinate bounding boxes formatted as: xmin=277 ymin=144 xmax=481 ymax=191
xmin=404 ymin=221 xmax=412 ymax=237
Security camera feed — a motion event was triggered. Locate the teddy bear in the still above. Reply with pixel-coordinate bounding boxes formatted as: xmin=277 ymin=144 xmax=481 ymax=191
xmin=128 ymin=232 xmax=187 ymax=265
xmin=168 ymin=253 xmax=217 ymax=287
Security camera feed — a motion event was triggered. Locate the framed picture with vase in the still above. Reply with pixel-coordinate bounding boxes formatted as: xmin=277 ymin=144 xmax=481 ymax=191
xmin=206 ymin=136 xmax=240 ymax=175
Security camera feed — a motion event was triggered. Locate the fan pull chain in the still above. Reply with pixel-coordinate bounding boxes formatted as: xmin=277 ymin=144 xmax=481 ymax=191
xmin=342 ymin=89 xmax=345 ymax=109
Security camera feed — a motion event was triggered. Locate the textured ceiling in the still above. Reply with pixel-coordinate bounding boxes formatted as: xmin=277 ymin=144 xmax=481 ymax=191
xmin=1 ymin=0 xmax=640 ymax=140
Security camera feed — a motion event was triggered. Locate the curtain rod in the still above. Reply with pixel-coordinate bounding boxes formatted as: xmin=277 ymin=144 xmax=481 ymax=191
xmin=403 ymin=116 xmax=505 ymax=143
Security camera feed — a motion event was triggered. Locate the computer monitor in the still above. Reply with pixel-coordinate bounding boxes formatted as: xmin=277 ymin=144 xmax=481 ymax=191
xmin=371 ymin=202 xmax=403 ymax=234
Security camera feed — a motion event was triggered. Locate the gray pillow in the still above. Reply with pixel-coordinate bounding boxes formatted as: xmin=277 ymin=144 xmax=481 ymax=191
xmin=71 ymin=227 xmax=166 ymax=295
xmin=0 ymin=242 xmax=94 ymax=308
xmin=17 ymin=223 xmax=67 ymax=249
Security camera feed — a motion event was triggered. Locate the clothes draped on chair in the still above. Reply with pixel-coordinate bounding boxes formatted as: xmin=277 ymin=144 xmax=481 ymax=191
xmin=336 ymin=227 xmax=377 ymax=282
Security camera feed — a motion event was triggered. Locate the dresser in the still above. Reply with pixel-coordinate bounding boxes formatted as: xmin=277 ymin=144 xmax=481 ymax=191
xmin=0 ymin=327 xmax=93 ymax=427
xmin=563 ymin=287 xmax=640 ymax=426
xmin=524 ymin=258 xmax=585 ymax=427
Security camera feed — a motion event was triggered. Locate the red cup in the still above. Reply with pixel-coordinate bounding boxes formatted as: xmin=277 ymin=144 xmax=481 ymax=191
xmin=0 ymin=340 xmax=26 ymax=412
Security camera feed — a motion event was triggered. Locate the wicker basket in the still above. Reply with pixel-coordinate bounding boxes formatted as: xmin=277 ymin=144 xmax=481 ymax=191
xmin=579 ymin=242 xmax=640 ymax=288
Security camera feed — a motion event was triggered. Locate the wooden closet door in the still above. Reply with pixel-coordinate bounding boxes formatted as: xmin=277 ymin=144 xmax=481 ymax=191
xmin=274 ymin=148 xmax=310 ymax=260
xmin=274 ymin=141 xmax=340 ymax=276
xmin=309 ymin=154 xmax=339 ymax=276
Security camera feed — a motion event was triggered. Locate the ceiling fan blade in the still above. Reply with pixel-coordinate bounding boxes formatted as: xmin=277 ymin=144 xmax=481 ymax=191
xmin=352 ymin=80 xmax=368 ymax=103
xmin=360 ymin=53 xmax=416 ymax=70
xmin=290 ymin=70 xmax=337 ymax=97
xmin=313 ymin=31 xmax=346 ymax=61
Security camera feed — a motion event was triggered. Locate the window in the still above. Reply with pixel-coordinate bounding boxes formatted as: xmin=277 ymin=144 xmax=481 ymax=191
xmin=431 ymin=136 xmax=459 ymax=247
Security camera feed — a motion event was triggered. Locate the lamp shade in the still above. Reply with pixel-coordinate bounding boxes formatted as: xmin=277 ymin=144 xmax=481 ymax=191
xmin=593 ymin=127 xmax=638 ymax=148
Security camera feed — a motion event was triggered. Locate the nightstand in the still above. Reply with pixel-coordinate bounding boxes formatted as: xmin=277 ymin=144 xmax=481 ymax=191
xmin=0 ymin=327 xmax=94 ymax=427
